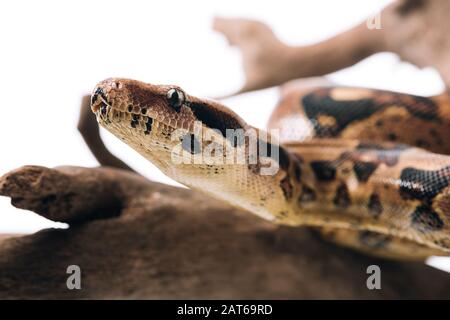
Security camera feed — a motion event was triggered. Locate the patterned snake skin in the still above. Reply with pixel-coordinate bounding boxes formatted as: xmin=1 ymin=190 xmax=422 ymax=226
xmin=91 ymin=78 xmax=450 ymax=260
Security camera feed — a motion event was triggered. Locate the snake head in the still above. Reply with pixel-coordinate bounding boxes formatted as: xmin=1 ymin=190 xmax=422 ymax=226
xmin=90 ymin=78 xmax=249 ymax=170
xmin=90 ymin=78 xmax=289 ymax=223
xmin=91 ymin=77 xmax=248 ymax=137
xmin=91 ymin=78 xmax=193 ymax=127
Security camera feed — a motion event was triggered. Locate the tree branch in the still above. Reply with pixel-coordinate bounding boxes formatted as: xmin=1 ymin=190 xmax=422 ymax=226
xmin=0 ymin=165 xmax=449 ymax=298
xmin=77 ymin=94 xmax=136 ymax=173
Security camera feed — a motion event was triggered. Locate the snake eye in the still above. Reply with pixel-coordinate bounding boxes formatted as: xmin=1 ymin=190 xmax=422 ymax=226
xmin=166 ymin=88 xmax=184 ymax=111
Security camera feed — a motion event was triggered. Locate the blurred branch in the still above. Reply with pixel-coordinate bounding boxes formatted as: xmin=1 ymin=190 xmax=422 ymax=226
xmin=77 ymin=94 xmax=136 ymax=173
xmin=214 ymin=0 xmax=450 ymax=96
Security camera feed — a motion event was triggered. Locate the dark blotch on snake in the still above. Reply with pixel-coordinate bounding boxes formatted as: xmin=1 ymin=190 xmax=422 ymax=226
xmin=302 ymin=89 xmax=382 ymax=137
xmin=411 ymin=204 xmax=444 ymax=232
xmin=280 ymin=176 xmax=293 ymax=200
xmin=144 ymin=118 xmax=153 ymax=135
xmin=187 ymin=102 xmax=244 ymax=145
xmin=387 ymin=133 xmax=397 ymax=141
xmin=399 ymin=166 xmax=450 ymax=201
xmin=353 ymin=161 xmax=378 ymax=182
xmin=298 ymin=185 xmax=316 ymax=203
xmin=294 ymin=163 xmax=302 ymax=182
xmin=368 ymin=194 xmax=383 ymax=217
xmin=333 ymin=183 xmax=351 ymax=208
xmin=302 ymin=88 xmax=439 ymax=137
xmin=278 ymin=146 xmax=291 ymax=172
xmin=310 ymin=161 xmax=336 ymax=181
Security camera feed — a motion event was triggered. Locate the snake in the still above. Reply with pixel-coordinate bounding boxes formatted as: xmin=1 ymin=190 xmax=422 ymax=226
xmin=91 ymin=78 xmax=450 ymax=260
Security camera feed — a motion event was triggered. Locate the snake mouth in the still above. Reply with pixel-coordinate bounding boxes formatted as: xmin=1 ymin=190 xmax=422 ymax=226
xmin=92 ymin=99 xmax=117 ymax=127
xmin=91 ymin=93 xmax=179 ymax=141
xmin=92 ymin=99 xmax=191 ymax=139
xmin=90 ymin=84 xmax=152 ymax=131
xmin=91 ymin=87 xmax=109 ymax=112
xmin=91 ymin=86 xmax=115 ymax=122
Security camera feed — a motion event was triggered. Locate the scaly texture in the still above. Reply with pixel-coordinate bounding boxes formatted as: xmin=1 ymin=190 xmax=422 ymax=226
xmin=91 ymin=78 xmax=450 ymax=260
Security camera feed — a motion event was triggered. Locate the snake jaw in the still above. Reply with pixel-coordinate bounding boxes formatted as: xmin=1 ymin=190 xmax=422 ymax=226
xmin=91 ymin=84 xmax=111 ymax=120
xmin=91 ymin=97 xmax=110 ymax=124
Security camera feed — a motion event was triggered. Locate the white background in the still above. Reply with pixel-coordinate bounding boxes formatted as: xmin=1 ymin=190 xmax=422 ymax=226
xmin=0 ymin=0 xmax=448 ymax=271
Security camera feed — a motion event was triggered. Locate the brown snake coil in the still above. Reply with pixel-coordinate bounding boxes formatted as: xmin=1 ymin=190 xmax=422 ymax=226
xmin=91 ymin=78 xmax=450 ymax=260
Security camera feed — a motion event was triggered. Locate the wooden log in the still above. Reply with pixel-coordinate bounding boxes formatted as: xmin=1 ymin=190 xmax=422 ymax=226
xmin=0 ymin=165 xmax=449 ymax=299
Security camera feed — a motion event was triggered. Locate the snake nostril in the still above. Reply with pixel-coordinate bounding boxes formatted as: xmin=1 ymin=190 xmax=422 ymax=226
xmin=91 ymin=87 xmax=109 ymax=113
xmin=91 ymin=87 xmax=103 ymax=104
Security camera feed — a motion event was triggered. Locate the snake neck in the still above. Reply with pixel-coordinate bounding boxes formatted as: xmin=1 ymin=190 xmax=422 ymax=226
xmin=265 ymin=141 xmax=450 ymax=253
xmin=110 ymin=114 xmax=450 ymax=254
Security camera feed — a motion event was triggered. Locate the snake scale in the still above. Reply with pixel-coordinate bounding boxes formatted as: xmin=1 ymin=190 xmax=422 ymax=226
xmin=91 ymin=78 xmax=450 ymax=260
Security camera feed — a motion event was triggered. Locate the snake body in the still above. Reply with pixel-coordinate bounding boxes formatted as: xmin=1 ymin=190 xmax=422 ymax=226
xmin=91 ymin=78 xmax=450 ymax=260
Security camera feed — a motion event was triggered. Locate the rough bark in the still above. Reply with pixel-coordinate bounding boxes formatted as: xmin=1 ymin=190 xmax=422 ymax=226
xmin=0 ymin=165 xmax=449 ymax=299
